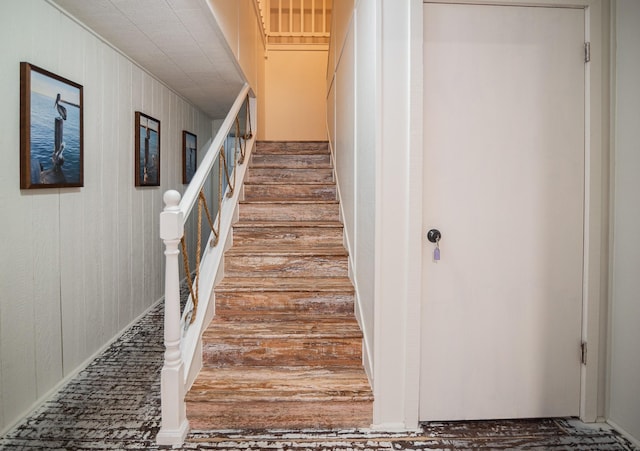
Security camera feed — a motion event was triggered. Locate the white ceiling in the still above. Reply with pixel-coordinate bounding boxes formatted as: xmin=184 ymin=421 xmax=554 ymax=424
xmin=52 ymin=0 xmax=245 ymax=119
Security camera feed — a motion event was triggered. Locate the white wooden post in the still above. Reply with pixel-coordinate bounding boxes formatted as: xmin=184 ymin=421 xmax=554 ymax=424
xmin=156 ymin=190 xmax=189 ymax=446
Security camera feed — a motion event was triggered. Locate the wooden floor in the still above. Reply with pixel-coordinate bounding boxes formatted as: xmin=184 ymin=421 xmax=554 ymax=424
xmin=185 ymin=418 xmax=637 ymax=450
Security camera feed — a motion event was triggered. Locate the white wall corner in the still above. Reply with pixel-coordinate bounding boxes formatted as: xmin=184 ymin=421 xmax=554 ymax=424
xmin=370 ymin=0 xmax=422 ymax=430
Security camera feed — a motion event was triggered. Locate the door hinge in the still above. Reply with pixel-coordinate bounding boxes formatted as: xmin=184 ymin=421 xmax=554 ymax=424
xmin=584 ymin=42 xmax=591 ymax=63
xmin=581 ymin=342 xmax=587 ymax=365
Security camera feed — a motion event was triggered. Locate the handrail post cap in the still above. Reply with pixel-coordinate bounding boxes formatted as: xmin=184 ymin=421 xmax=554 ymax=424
xmin=164 ymin=190 xmax=181 ymax=209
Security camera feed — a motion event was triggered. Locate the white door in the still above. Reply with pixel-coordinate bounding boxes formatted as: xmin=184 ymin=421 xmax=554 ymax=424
xmin=421 ymin=3 xmax=585 ymax=420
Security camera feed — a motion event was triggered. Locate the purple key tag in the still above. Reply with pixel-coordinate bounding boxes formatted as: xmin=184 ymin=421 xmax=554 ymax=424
xmin=434 ymin=246 xmax=440 ymax=261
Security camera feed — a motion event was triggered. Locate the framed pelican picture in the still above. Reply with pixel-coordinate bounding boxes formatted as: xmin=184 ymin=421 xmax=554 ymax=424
xmin=135 ymin=112 xmax=160 ymax=187
xmin=182 ymin=131 xmax=197 ymax=184
xmin=20 ymin=62 xmax=84 ymax=189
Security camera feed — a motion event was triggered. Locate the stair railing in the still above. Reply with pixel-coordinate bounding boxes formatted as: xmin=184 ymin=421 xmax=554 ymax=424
xmin=157 ymin=84 xmax=255 ymax=446
xmin=258 ymin=0 xmax=331 ymax=45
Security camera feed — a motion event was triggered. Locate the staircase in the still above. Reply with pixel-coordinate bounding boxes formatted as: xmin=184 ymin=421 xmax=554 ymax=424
xmin=186 ymin=141 xmax=373 ymax=430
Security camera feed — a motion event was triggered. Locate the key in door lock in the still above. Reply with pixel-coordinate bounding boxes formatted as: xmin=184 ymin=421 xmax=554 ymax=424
xmin=427 ymin=229 xmax=442 ymax=243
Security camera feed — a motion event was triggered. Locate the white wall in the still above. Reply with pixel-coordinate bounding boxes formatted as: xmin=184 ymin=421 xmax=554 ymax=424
xmin=327 ymin=0 xmax=423 ymax=429
xmin=0 ymin=0 xmax=212 ymax=434
xmin=608 ymin=0 xmax=640 ymax=443
xmin=264 ymin=49 xmax=328 ymax=141
xmin=208 ymin=0 xmax=263 ymax=92
xmin=208 ymin=0 xmax=265 ymax=135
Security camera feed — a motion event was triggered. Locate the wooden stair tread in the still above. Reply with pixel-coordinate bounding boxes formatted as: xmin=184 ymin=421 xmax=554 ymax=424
xmin=255 ymin=141 xmax=330 ymax=155
xmin=215 ymin=277 xmax=355 ymax=292
xmin=188 ymin=367 xmax=372 ymax=403
xmin=225 ymin=245 xmax=348 ymax=256
xmin=251 ymin=155 xmax=332 ymax=169
xmin=242 ymin=180 xmax=333 ymax=185
xmin=233 ymin=220 xmax=342 ymax=228
xmin=243 ymin=184 xmax=337 ymax=201
xmin=240 ymin=200 xmax=339 ymax=205
xmin=243 ymin=182 xmax=336 ymax=188
xmin=213 ymin=312 xmax=358 ymax=323
xmin=203 ymin=318 xmax=362 ymax=339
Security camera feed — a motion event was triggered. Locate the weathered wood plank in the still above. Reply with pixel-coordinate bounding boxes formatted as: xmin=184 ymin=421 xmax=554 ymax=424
xmin=239 ymin=201 xmax=340 ymax=222
xmin=245 ymin=167 xmax=334 ymax=184
xmin=188 ymin=400 xmax=373 ymax=430
xmin=255 ymin=141 xmax=330 ymax=154
xmin=225 ymin=253 xmax=348 ymax=278
xmin=251 ymin=153 xmax=331 ymax=168
xmin=233 ymin=222 xmax=343 ymax=246
xmin=216 ymin=290 xmax=355 ymax=316
xmin=243 ymin=183 xmax=336 ymax=201
xmin=188 ymin=367 xmax=372 ymax=401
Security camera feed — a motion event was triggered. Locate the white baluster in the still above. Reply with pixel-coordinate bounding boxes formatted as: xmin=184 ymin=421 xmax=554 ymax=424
xmin=157 ymin=190 xmax=189 ymax=446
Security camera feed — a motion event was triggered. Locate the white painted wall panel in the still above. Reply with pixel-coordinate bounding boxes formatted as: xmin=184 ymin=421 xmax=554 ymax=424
xmin=264 ymin=49 xmax=328 ymax=141
xmin=354 ymin=0 xmax=377 ymax=377
xmin=335 ymin=35 xmax=355 ymax=259
xmin=0 ymin=0 xmax=212 ymax=434
xmin=208 ymin=0 xmax=264 ymax=99
xmin=609 ymin=0 xmax=640 ymax=443
xmin=331 ymin=0 xmax=355 ymax=71
xmin=239 ymin=0 xmax=260 ymax=93
xmin=117 ymin=59 xmax=134 ymax=331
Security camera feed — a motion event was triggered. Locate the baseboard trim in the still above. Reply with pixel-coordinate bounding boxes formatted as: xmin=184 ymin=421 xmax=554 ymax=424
xmin=369 ymin=422 xmax=421 ymax=433
xmin=607 ymin=419 xmax=640 ymax=448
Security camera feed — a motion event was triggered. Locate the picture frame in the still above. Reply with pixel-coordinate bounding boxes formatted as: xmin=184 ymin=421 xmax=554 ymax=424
xmin=20 ymin=62 xmax=84 ymax=189
xmin=135 ymin=112 xmax=160 ymax=187
xmin=182 ymin=131 xmax=197 ymax=184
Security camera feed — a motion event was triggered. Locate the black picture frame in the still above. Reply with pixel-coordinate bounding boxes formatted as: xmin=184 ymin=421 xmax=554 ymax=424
xmin=135 ymin=112 xmax=161 ymax=187
xmin=20 ymin=62 xmax=84 ymax=189
xmin=182 ymin=131 xmax=197 ymax=184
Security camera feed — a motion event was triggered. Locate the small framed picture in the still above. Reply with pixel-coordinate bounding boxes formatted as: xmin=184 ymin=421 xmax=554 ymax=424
xmin=20 ymin=62 xmax=84 ymax=189
xmin=135 ymin=112 xmax=160 ymax=186
xmin=182 ymin=131 xmax=197 ymax=184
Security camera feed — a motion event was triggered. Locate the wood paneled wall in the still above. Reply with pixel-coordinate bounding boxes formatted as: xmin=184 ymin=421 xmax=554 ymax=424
xmin=0 ymin=0 xmax=212 ymax=434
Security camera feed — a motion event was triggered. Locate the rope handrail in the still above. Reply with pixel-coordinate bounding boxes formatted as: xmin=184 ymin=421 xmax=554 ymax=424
xmin=180 ymin=113 xmax=245 ymax=325
xmin=179 ymin=84 xmax=251 ymax=220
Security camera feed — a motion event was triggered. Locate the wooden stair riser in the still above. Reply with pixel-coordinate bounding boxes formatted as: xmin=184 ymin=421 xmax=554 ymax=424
xmin=255 ymin=141 xmax=329 ymax=154
xmin=243 ymin=184 xmax=336 ymax=201
xmin=245 ymin=168 xmax=334 ymax=184
xmin=202 ymin=338 xmax=363 ymax=368
xmin=225 ymin=254 xmax=348 ymax=278
xmin=215 ymin=291 xmax=355 ymax=316
xmin=187 ymin=400 xmax=372 ymax=430
xmin=251 ymin=153 xmax=331 ymax=169
xmin=239 ymin=202 xmax=340 ymax=222
xmin=188 ymin=368 xmax=372 ymax=400
xmin=233 ymin=225 xmax=343 ymax=247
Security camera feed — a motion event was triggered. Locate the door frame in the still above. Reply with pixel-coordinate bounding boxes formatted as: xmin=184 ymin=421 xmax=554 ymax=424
xmin=416 ymin=0 xmax=610 ymax=424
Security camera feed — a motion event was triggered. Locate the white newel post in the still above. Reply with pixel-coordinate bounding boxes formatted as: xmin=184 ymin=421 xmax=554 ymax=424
xmin=157 ymin=190 xmax=189 ymax=446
